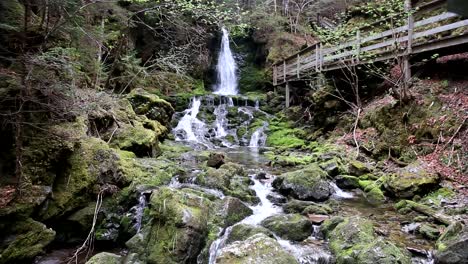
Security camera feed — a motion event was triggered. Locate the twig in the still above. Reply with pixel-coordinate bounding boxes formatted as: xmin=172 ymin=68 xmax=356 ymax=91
xmin=442 ymin=117 xmax=467 ymax=151
xmin=353 ymin=108 xmax=361 ymax=158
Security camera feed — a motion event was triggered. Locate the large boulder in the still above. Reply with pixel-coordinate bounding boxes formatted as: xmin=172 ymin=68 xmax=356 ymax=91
xmin=125 ymin=187 xmax=212 ymax=264
xmin=384 ymin=162 xmax=440 ymax=198
xmin=273 ymin=165 xmax=332 ymax=201
xmin=216 ymin=233 xmax=299 ymax=264
xmin=196 ymin=163 xmax=258 ymax=204
xmin=222 ymin=197 xmax=253 ymax=227
xmin=227 ymin=224 xmax=274 ymax=244
xmin=85 ymin=252 xmax=122 ymax=264
xmin=261 ymin=214 xmax=312 ymax=241
xmin=127 ymin=88 xmax=175 ymax=128
xmin=0 ymin=219 xmax=55 ymax=264
xmin=207 ymin=153 xmax=225 ymax=169
xmin=435 ymin=222 xmax=468 ymax=264
xmin=321 ymin=216 xmax=411 ymax=264
xmin=283 ymin=199 xmax=334 ymax=215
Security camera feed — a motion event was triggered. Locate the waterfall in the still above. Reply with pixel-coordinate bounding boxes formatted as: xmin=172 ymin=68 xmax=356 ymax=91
xmin=214 ymin=27 xmax=238 ymax=95
xmin=134 ymin=194 xmax=146 ymax=232
xmin=173 ymin=97 xmax=206 ymax=143
xmin=249 ymin=122 xmax=268 ymax=148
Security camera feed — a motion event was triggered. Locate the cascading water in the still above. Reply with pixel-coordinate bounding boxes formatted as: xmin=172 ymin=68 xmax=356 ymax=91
xmin=249 ymin=122 xmax=268 ymax=148
xmin=173 ymin=97 xmax=205 ymax=143
xmin=214 ymin=27 xmax=238 ymax=95
xmin=134 ymin=194 xmax=146 ymax=232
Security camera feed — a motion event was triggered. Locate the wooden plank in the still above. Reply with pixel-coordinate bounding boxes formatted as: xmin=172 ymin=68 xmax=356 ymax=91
xmin=296 ymin=54 xmax=300 ymax=78
xmin=283 ymin=61 xmax=286 ymax=83
xmin=285 ymin=82 xmax=290 ymax=108
xmin=413 ymin=19 xmax=468 ymax=39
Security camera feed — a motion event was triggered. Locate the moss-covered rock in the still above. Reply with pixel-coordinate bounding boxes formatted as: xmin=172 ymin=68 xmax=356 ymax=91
xmin=109 ymin=119 xmax=159 ymax=157
xmin=283 ymin=199 xmax=334 ymax=215
xmin=226 ymin=224 xmax=274 ymax=244
xmin=222 ymin=197 xmax=253 ymax=227
xmin=216 ymin=233 xmax=299 ymax=264
xmin=266 ymin=120 xmax=306 ymax=149
xmin=321 ymin=216 xmax=411 ymax=264
xmin=435 ymin=222 xmax=468 ymax=264
xmin=196 ymin=163 xmax=258 ymax=204
xmin=85 ymin=252 xmax=122 ymax=264
xmin=384 ymin=162 xmax=440 ymax=198
xmin=126 ymin=187 xmax=213 ymax=264
xmin=335 ymin=175 xmax=360 ymax=189
xmin=0 ymin=219 xmax=55 ymax=264
xmin=127 ymin=88 xmax=175 ymax=128
xmin=418 ymin=224 xmax=441 ymax=240
xmin=273 ymin=165 xmax=332 ymax=201
xmin=358 ymin=179 xmax=386 ymax=204
xmin=347 ymin=160 xmax=372 ymax=176
xmin=261 ymin=214 xmax=312 ymax=241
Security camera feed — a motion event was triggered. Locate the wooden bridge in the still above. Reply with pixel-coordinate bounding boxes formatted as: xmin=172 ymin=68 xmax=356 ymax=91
xmin=273 ymin=0 xmax=468 ymax=106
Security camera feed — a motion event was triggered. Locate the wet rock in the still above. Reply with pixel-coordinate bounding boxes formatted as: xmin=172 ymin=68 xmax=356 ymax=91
xmin=273 ymin=165 xmax=332 ymax=201
xmin=384 ymin=162 xmax=440 ymax=198
xmin=435 ymin=222 xmax=468 ymax=264
xmin=266 ymin=192 xmax=287 ymax=205
xmin=321 ymin=216 xmax=411 ymax=264
xmin=307 ymin=214 xmax=329 ymax=224
xmin=418 ymin=224 xmax=441 ymax=240
xmin=207 ymin=153 xmax=225 ymax=169
xmin=0 ymin=219 xmax=56 ymax=263
xmin=125 ymin=187 xmax=212 ymax=263
xmin=216 ymin=233 xmax=299 ymax=264
xmin=227 ymin=224 xmax=274 ymax=243
xmin=335 ymin=175 xmax=360 ymax=189
xmin=126 ymin=88 xmax=175 ymax=128
xmin=223 ymin=197 xmax=253 ymax=227
xmin=196 ymin=163 xmax=258 ymax=204
xmin=358 ymin=180 xmax=386 ymax=204
xmin=283 ymin=199 xmax=333 ymax=215
xmin=123 ymin=253 xmax=145 ymax=264
xmin=261 ymin=214 xmax=312 ymax=241
xmin=319 ymin=158 xmax=344 ymax=177
xmin=109 ymin=120 xmax=159 ymax=157
xmin=255 ymin=171 xmax=267 ymax=180
xmin=347 ymin=160 xmax=372 ymax=176
xmin=85 ymin=252 xmax=122 ymax=264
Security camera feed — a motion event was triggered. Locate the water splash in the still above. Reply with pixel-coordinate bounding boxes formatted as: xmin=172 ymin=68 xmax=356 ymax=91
xmin=134 ymin=194 xmax=146 ymax=232
xmin=214 ymin=27 xmax=238 ymax=95
xmin=330 ymin=182 xmax=354 ymax=199
xmin=249 ymin=122 xmax=268 ymax=148
xmin=173 ymin=97 xmax=206 ymax=142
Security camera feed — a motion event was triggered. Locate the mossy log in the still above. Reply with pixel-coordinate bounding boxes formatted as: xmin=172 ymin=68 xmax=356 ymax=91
xmin=397 ymin=200 xmax=452 ymax=226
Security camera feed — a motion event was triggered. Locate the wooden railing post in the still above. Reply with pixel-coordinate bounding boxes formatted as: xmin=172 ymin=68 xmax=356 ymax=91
xmin=296 ymin=54 xmax=300 ymax=78
xmin=404 ymin=0 xmax=414 ymax=88
xmin=283 ymin=61 xmax=286 ymax=83
xmin=315 ymin=45 xmax=319 ymax=72
xmin=285 ymin=82 xmax=290 ymax=108
xmin=273 ymin=65 xmax=277 ymax=86
xmin=319 ymin=43 xmax=323 ymax=72
xmin=356 ymin=30 xmax=361 ymax=62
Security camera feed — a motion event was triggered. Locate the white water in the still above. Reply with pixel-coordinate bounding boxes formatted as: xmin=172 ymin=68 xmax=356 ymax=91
xmin=330 ymin=182 xmax=354 ymax=199
xmin=173 ymin=97 xmax=205 ymax=142
xmin=134 ymin=194 xmax=146 ymax=232
xmin=249 ymin=122 xmax=268 ymax=148
xmin=214 ymin=27 xmax=238 ymax=95
xmin=241 ymin=175 xmax=282 ymax=225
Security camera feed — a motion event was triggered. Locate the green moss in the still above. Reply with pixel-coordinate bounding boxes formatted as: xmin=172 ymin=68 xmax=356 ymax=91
xmin=0 ymin=219 xmax=56 ymax=263
xmin=421 ymin=187 xmax=455 ymax=207
xmin=0 ymin=0 xmax=24 ymax=31
xmin=85 ymin=252 xmax=121 ymax=264
xmin=266 ymin=121 xmax=306 ymax=149
xmin=238 ymin=64 xmax=270 ymax=93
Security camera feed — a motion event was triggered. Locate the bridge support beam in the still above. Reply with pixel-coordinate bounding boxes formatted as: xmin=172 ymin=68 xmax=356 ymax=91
xmin=285 ymin=82 xmax=290 ymax=108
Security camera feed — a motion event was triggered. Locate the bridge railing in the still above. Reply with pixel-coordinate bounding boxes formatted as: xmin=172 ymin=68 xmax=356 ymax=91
xmin=273 ymin=0 xmax=468 ymax=86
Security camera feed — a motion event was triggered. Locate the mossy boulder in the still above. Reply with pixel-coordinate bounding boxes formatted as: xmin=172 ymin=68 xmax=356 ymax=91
xmin=109 ymin=119 xmax=159 ymax=157
xmin=85 ymin=252 xmax=122 ymax=264
xmin=222 ymin=197 xmax=253 ymax=227
xmin=0 ymin=219 xmax=55 ymax=264
xmin=335 ymin=175 xmax=360 ymax=189
xmin=358 ymin=179 xmax=386 ymax=204
xmin=196 ymin=163 xmax=258 ymax=204
xmin=126 ymin=187 xmax=213 ymax=263
xmin=40 ymin=137 xmax=123 ymax=220
xmin=418 ymin=224 xmax=441 ymax=240
xmin=384 ymin=162 xmax=440 ymax=198
xmin=216 ymin=233 xmax=299 ymax=264
xmin=321 ymin=216 xmax=411 ymax=264
xmin=261 ymin=214 xmax=312 ymax=241
xmin=319 ymin=158 xmax=346 ymax=177
xmin=435 ymin=222 xmax=468 ymax=264
xmin=283 ymin=199 xmax=333 ymax=215
xmin=127 ymin=88 xmax=175 ymax=128
xmin=347 ymin=160 xmax=372 ymax=176
xmin=273 ymin=165 xmax=332 ymax=201
xmin=226 ymin=224 xmax=274 ymax=244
